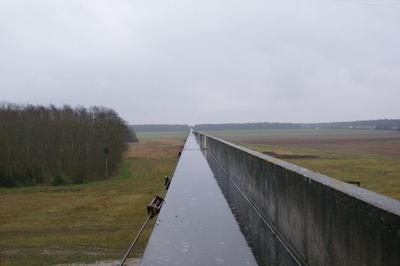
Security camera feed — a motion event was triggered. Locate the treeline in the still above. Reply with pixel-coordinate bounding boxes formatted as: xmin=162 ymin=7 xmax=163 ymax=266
xmin=194 ymin=122 xmax=300 ymax=131
xmin=0 ymin=103 xmax=136 ymax=187
xmin=131 ymin=124 xmax=190 ymax=132
xmin=194 ymin=119 xmax=400 ymax=131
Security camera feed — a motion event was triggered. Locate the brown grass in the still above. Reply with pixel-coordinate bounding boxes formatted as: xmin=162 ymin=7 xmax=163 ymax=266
xmin=241 ymin=137 xmax=400 ymax=156
xmin=125 ymin=139 xmax=184 ymax=160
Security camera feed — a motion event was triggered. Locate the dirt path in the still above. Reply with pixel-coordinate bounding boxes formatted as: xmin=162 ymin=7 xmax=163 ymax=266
xmin=57 ymin=258 xmax=141 ymax=265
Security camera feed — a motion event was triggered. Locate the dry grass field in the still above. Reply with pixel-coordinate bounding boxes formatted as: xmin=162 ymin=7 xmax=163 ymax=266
xmin=0 ymin=132 xmax=186 ymax=266
xmin=205 ymin=129 xmax=400 ymax=200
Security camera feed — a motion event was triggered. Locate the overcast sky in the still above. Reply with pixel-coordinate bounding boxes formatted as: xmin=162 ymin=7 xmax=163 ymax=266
xmin=0 ymin=0 xmax=399 ymax=124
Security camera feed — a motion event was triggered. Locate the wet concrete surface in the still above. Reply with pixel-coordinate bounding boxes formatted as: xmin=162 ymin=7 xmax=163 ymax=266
xmin=141 ymin=133 xmax=257 ymax=266
xmin=194 ymin=132 xmax=400 ymax=266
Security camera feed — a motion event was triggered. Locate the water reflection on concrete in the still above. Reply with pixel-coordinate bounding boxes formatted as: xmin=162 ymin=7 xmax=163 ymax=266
xmin=203 ymin=148 xmax=300 ymax=266
xmin=141 ymin=133 xmax=257 ymax=266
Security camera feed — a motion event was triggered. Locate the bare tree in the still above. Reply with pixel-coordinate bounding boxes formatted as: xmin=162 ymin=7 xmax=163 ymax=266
xmin=0 ymin=103 xmax=135 ymax=186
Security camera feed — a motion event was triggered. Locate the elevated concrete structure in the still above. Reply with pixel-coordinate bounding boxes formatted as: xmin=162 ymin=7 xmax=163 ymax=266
xmin=194 ymin=131 xmax=400 ymax=266
xmin=141 ymin=133 xmax=257 ymax=265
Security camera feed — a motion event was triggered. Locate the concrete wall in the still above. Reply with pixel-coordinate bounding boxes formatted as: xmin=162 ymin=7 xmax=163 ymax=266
xmin=194 ymin=131 xmax=400 ymax=266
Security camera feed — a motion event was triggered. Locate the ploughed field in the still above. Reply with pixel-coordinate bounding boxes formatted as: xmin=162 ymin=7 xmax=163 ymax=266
xmin=0 ymin=132 xmax=186 ymax=266
xmin=204 ymin=129 xmax=400 ymax=200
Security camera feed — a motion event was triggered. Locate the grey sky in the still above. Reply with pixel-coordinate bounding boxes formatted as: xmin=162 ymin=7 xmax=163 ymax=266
xmin=0 ymin=0 xmax=399 ymax=124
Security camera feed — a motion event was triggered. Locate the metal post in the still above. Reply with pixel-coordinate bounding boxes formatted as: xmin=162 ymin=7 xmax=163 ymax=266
xmin=104 ymin=147 xmax=109 ymax=179
xmin=105 ymin=154 xmax=108 ymax=178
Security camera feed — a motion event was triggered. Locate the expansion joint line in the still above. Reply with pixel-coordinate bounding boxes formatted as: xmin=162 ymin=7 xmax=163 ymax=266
xmin=208 ymin=152 xmax=305 ymax=266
